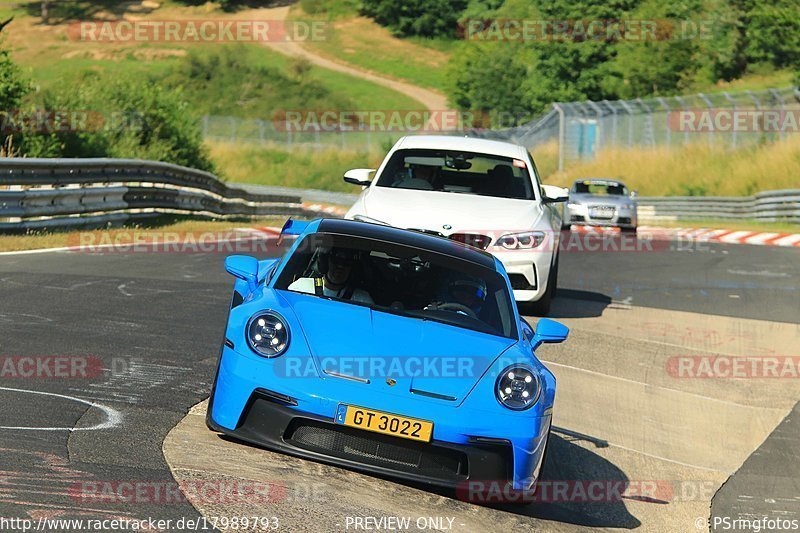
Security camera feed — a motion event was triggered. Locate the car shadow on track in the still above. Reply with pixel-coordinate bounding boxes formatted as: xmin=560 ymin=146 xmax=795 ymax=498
xmin=546 ymin=289 xmax=613 ymax=319
xmin=398 ymin=431 xmax=643 ymax=529
xmin=495 ymin=433 xmax=645 ymax=528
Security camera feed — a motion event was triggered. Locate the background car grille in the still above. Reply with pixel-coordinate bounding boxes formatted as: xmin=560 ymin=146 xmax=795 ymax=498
xmin=589 ymin=205 xmax=616 ymax=219
xmin=286 ymin=420 xmax=467 ymax=479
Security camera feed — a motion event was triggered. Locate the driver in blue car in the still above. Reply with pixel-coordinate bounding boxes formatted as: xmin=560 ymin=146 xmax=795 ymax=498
xmin=288 ymin=248 xmax=374 ymax=304
xmin=425 ymin=276 xmax=487 ymax=317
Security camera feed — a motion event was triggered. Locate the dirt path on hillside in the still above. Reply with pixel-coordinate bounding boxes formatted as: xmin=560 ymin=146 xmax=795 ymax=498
xmin=247 ymin=6 xmax=450 ymax=112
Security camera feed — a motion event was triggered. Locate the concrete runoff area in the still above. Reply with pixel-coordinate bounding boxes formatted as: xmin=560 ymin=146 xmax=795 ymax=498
xmin=164 ymin=302 xmax=798 ymax=532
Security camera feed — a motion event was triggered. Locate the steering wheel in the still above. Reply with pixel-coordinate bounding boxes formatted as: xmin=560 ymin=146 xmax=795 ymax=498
xmin=436 ymin=302 xmax=478 ymax=319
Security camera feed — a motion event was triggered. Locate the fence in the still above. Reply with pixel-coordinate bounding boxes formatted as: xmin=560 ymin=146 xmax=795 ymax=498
xmin=0 ymin=158 xmax=310 ymax=231
xmin=636 ymin=189 xmax=800 ymax=224
xmin=201 ymin=115 xmax=398 ymax=152
xmin=470 ymin=86 xmax=800 ymax=171
xmin=202 ymin=86 xmax=800 ymax=172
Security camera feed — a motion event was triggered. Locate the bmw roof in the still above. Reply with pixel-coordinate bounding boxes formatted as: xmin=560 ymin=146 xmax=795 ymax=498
xmin=316 ymin=218 xmax=497 ymax=270
xmin=394 ymin=135 xmax=528 ymax=160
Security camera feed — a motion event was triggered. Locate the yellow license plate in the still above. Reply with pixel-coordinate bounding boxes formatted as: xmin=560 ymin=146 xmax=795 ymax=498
xmin=334 ymin=404 xmax=433 ymax=442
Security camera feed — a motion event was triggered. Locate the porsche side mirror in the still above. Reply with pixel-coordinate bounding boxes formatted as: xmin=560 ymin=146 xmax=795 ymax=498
xmin=225 ymin=255 xmax=259 ymax=292
xmin=344 ymin=168 xmax=375 ymax=187
xmin=532 ymin=318 xmax=569 ymax=350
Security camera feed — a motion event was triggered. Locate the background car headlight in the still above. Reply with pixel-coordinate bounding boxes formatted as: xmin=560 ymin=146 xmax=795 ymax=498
xmin=496 ymin=365 xmax=540 ymax=410
xmin=495 ymin=231 xmax=545 ymax=250
xmin=247 ymin=312 xmax=290 ymax=357
xmin=567 ymin=202 xmax=585 ymax=212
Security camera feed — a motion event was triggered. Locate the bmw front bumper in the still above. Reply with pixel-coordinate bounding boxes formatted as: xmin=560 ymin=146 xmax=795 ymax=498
xmin=491 ymin=248 xmax=555 ymax=304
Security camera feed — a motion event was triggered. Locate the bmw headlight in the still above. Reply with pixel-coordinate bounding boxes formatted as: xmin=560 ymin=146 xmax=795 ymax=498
xmin=247 ymin=312 xmax=290 ymax=357
xmin=496 ymin=365 xmax=540 ymax=410
xmin=495 ymin=231 xmax=545 ymax=250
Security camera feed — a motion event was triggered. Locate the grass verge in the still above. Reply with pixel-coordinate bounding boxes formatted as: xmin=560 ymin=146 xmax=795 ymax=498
xmin=548 ymin=137 xmax=800 ymax=196
xmin=208 ymin=141 xmax=385 ymax=191
xmin=289 ymin=5 xmax=452 ymax=92
xmin=4 ymin=2 xmax=419 ymax=114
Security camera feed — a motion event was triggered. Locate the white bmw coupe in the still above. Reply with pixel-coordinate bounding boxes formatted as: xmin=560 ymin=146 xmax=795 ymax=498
xmin=344 ymin=135 xmax=568 ymax=316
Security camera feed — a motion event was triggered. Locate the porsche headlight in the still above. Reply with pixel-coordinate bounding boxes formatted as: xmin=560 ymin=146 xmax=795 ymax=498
xmin=247 ymin=312 xmax=290 ymax=357
xmin=495 ymin=231 xmax=545 ymax=250
xmin=496 ymin=365 xmax=540 ymax=410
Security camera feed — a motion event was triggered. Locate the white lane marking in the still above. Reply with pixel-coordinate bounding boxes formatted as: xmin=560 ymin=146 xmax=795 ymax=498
xmin=0 ymin=246 xmax=77 ymax=256
xmin=727 ymin=269 xmax=789 ymax=278
xmin=0 ymin=235 xmax=275 ymax=257
xmin=0 ymin=386 xmax=122 ymax=431
xmin=605 ymin=442 xmax=728 ymax=473
xmin=539 ymin=360 xmax=785 ymax=411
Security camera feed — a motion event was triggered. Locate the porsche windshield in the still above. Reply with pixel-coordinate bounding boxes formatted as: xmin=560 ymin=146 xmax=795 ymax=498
xmin=375 ymin=149 xmax=535 ymax=200
xmin=274 ymin=232 xmax=517 ymax=339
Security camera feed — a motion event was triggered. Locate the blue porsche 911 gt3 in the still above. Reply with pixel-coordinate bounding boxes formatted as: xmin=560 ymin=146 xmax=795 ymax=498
xmin=207 ymin=218 xmax=568 ymax=494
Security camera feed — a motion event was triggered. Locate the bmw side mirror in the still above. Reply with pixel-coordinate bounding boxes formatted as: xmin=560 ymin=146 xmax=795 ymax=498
xmin=541 ymin=184 xmax=569 ymax=204
xmin=225 ymin=255 xmax=259 ymax=292
xmin=531 ymin=318 xmax=569 ymax=350
xmin=344 ymin=168 xmax=375 ymax=187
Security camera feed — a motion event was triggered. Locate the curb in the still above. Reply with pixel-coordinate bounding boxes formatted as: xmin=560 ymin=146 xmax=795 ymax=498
xmin=572 ymin=225 xmax=800 ymax=247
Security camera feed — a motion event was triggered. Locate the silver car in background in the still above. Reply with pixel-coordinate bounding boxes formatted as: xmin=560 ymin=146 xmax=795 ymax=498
xmin=566 ymin=178 xmax=638 ymax=232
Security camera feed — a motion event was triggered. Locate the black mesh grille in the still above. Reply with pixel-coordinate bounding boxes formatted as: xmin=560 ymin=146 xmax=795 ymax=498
xmin=287 ymin=420 xmax=467 ymax=480
xmin=509 ymin=273 xmax=536 ymax=290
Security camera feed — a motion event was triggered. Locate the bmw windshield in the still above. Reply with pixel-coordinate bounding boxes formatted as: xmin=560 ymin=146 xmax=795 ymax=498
xmin=274 ymin=232 xmax=518 ymax=339
xmin=375 ymin=149 xmax=535 ymax=200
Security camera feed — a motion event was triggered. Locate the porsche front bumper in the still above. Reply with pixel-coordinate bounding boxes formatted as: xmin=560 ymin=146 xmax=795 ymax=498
xmin=207 ymin=389 xmax=515 ymax=489
xmin=207 ymin=345 xmax=552 ymax=491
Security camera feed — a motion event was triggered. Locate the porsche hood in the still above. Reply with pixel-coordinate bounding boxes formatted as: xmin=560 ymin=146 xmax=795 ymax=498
xmin=278 ymin=291 xmax=516 ymax=404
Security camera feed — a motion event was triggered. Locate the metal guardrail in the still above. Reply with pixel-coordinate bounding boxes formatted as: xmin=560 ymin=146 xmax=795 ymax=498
xmin=0 ymin=158 xmax=312 ymax=231
xmin=637 ymin=189 xmax=800 ymax=224
xmin=1 ymin=159 xmax=796 ymax=230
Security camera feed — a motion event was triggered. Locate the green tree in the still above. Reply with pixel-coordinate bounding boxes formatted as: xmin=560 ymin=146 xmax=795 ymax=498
xmin=0 ymin=48 xmax=31 ymax=114
xmin=360 ymin=0 xmax=468 ymax=37
xmin=744 ymin=0 xmax=800 ymax=69
xmin=447 ymin=42 xmax=536 ymax=124
xmin=24 ymin=73 xmax=214 ymax=172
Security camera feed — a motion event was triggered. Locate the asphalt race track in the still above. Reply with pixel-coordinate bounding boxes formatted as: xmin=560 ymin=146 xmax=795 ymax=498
xmin=0 ymin=233 xmax=797 ymax=532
